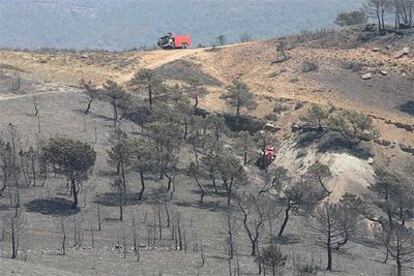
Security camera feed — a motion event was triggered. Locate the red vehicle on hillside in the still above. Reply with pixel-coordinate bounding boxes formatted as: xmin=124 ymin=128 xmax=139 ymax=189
xmin=256 ymin=145 xmax=277 ymax=169
xmin=158 ymin=33 xmax=192 ymax=49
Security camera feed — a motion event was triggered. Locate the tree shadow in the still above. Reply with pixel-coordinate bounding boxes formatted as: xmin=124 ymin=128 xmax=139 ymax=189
xmin=191 ymin=187 xmax=228 ymax=198
xmin=94 ymin=192 xmax=143 ymax=207
xmin=317 ymin=131 xmax=373 ymax=160
xmin=295 ymin=130 xmax=373 ymax=160
xmin=87 ymin=111 xmax=115 ymax=122
xmin=25 ymin=198 xmax=80 ymax=216
xmin=175 ymin=198 xmax=233 ymax=213
xmin=0 ymin=202 xmax=12 ymax=211
xmin=271 ymin=233 xmax=301 ymax=245
xmin=294 ymin=129 xmax=325 ymax=149
xmin=397 ymin=100 xmax=414 ymax=116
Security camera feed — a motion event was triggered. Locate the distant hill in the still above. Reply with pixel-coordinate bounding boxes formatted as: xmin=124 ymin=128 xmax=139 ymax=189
xmin=0 ymin=0 xmax=362 ymax=50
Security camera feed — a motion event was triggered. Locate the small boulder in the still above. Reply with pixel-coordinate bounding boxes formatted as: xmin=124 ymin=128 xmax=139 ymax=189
xmin=271 ymin=56 xmax=290 ymax=64
xmin=361 ymin=73 xmax=372 ymax=80
xmin=264 ymin=122 xmax=281 ymax=133
xmin=402 ymin=47 xmax=410 ymax=55
xmin=372 ymin=47 xmax=380 ymax=52
xmin=393 ymin=47 xmax=409 ymax=59
xmin=380 ymin=70 xmax=388 ymax=76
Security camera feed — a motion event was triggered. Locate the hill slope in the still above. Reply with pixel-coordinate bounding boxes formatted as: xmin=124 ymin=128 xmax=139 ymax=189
xmin=0 ymin=27 xmax=413 ymax=275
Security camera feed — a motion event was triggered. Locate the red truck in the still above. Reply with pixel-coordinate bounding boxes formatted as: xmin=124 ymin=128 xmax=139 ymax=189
xmin=256 ymin=145 xmax=277 ymax=169
xmin=158 ymin=33 xmax=192 ymax=49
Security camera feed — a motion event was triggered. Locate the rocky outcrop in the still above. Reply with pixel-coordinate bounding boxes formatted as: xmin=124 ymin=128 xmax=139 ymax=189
xmin=374 ymin=137 xmax=392 ymax=147
xmin=273 ymin=135 xmax=375 ymax=202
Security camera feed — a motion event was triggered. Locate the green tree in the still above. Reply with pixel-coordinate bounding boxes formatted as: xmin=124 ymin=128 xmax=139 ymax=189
xmin=0 ymin=139 xmax=13 ymax=196
xmin=185 ymin=79 xmax=208 ymax=109
xmin=200 ymin=152 xmax=220 ymax=193
xmin=300 ymin=104 xmax=332 ymax=130
xmin=216 ymin=152 xmax=244 ymax=205
xmin=329 ymin=110 xmax=377 ymax=144
xmin=235 ymin=131 xmax=256 ymax=165
xmin=364 ymin=167 xmax=414 ymax=265
xmin=107 ymin=131 xmax=131 ymax=191
xmin=187 ymin=162 xmax=206 ymax=205
xmin=129 ymin=137 xmax=157 ymax=200
xmin=277 ymin=181 xmax=304 ymax=239
xmin=334 ymin=10 xmax=368 ymax=26
xmin=172 ymin=92 xmax=194 ymax=139
xmin=130 ymin=69 xmax=164 ymax=110
xmin=146 ymin=120 xmax=182 ymax=180
xmin=122 ymin=102 xmax=152 ymax=131
xmin=258 ymin=245 xmax=287 ymax=276
xmin=216 ymin=34 xmax=226 ymax=46
xmin=221 ymin=79 xmax=255 ymax=117
xmin=205 ymin=113 xmax=228 ymax=141
xmin=102 ymin=80 xmax=129 ymax=130
xmin=42 ymin=137 xmax=96 ymax=208
xmin=306 ymin=162 xmax=332 ymax=195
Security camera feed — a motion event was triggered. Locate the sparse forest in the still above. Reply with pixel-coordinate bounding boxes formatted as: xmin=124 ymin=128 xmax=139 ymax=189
xmin=0 ymin=3 xmax=414 ymax=273
xmin=0 ymin=60 xmax=412 ymax=275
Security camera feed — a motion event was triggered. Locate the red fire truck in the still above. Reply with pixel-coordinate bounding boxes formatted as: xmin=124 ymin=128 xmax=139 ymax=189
xmin=158 ymin=33 xmax=192 ymax=49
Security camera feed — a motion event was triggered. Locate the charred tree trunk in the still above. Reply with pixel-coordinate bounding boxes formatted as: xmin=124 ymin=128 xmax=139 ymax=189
xmin=212 ymin=178 xmax=218 ymax=194
xmin=165 ymin=173 xmax=172 ymax=191
xmin=148 ymin=82 xmax=153 ymax=110
xmin=71 ymin=178 xmax=78 ymax=209
xmin=326 ymin=224 xmax=332 ymax=271
xmin=84 ymin=97 xmax=93 ymax=114
xmin=138 ymin=170 xmax=145 ymax=200
xmin=11 ymin=217 xmax=18 ymax=259
xmin=277 ymin=201 xmax=291 ymax=238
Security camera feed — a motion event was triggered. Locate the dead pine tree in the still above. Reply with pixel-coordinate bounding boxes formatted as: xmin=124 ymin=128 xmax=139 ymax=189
xmin=195 ymin=242 xmax=206 ymax=276
xmin=224 ymin=211 xmax=238 ymax=276
xmin=110 ymin=178 xmax=125 ymax=222
xmin=277 ymin=182 xmax=305 ymax=239
xmin=164 ymin=201 xmax=171 ymax=228
xmin=132 ymin=216 xmax=140 ymax=262
xmin=225 ymin=211 xmax=236 ymax=260
xmin=89 ymin=221 xmax=95 ymax=249
xmin=157 ymin=204 xmax=163 ymax=240
xmin=10 ymin=215 xmax=20 ymax=259
xmin=81 ymin=80 xmax=98 ymax=114
xmin=31 ymin=96 xmax=42 ymax=135
xmin=121 ymin=223 xmax=128 ymax=259
xmin=310 ymin=200 xmax=359 ymax=272
xmin=60 ymin=218 xmax=66 ymax=255
xmin=97 ymin=204 xmax=102 ymax=231
xmin=235 ymin=193 xmax=268 ymax=257
xmin=187 ymin=162 xmax=206 ymax=205
xmin=173 ymin=211 xmax=184 ymax=251
xmin=375 ymin=223 xmax=414 ymax=276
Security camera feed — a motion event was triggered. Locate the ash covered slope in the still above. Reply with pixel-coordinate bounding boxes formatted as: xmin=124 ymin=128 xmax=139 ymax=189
xmin=0 ymin=0 xmax=362 ymax=50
